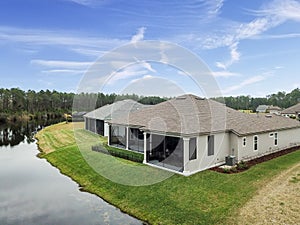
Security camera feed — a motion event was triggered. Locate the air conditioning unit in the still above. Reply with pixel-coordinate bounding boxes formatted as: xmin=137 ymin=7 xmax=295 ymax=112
xmin=225 ymin=155 xmax=236 ymax=166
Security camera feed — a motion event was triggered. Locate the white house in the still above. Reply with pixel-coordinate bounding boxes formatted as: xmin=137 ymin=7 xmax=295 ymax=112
xmin=107 ymin=95 xmax=300 ymax=176
xmin=256 ymin=105 xmax=281 ymax=114
xmin=84 ymin=99 xmax=145 ymax=136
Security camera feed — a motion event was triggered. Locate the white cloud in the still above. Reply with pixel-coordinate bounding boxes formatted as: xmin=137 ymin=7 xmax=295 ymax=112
xmin=223 ymin=75 xmax=265 ymax=94
xmin=63 ymin=0 xmax=107 ymax=7
xmin=31 ymin=59 xmax=92 ymax=69
xmin=131 ymin=27 xmax=146 ymax=43
xmin=133 ymin=58 xmax=156 ymax=73
xmin=107 ymin=62 xmax=155 ymax=85
xmin=201 ymin=0 xmax=300 ymax=69
xmin=71 ymin=48 xmax=107 ymax=57
xmin=251 ymin=33 xmax=300 ymax=40
xmin=207 ymin=0 xmax=224 ymax=16
xmin=215 ymin=62 xmax=227 ymax=70
xmin=211 ymin=71 xmax=239 ymax=78
xmin=130 ymin=74 xmax=154 ymax=84
xmin=216 ymin=42 xmax=240 ymax=70
xmin=0 ymin=26 xmax=126 ymax=58
xmin=177 ymin=71 xmax=188 ymax=76
xmin=252 ymin=0 xmax=300 ymax=21
xmin=41 ymin=69 xmax=86 ymax=75
xmin=275 ymin=66 xmax=284 ymax=69
xmin=124 ymin=75 xmax=185 ymax=97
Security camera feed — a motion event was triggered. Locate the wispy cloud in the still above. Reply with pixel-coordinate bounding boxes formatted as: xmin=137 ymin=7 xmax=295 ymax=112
xmin=216 ymin=42 xmax=241 ymax=70
xmin=131 ymin=27 xmax=146 ymax=43
xmin=70 ymin=48 xmax=107 ymax=57
xmin=63 ymin=0 xmax=108 ymax=7
xmin=211 ymin=70 xmax=240 ymax=78
xmin=251 ymin=32 xmax=300 ymax=41
xmin=41 ymin=69 xmax=86 ymax=75
xmin=0 ymin=26 xmax=126 ymax=57
xmin=223 ymin=75 xmax=265 ymax=94
xmin=125 ymin=75 xmax=185 ymax=97
xmin=107 ymin=61 xmax=156 ymax=85
xmin=31 ymin=59 xmax=92 ymax=69
xmin=251 ymin=0 xmax=300 ymax=21
xmin=31 ymin=59 xmax=92 ymax=76
xmin=201 ymin=0 xmax=300 ymax=70
xmin=130 ymin=74 xmax=154 ymax=84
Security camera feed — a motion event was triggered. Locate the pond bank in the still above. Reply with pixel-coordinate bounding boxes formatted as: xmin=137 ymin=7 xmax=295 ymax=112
xmin=0 ymin=124 xmax=141 ymax=225
xmin=36 ymin=122 xmax=300 ymax=225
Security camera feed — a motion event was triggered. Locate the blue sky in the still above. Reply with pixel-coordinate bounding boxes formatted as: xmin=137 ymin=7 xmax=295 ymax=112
xmin=1 ymin=0 xmax=300 ymax=97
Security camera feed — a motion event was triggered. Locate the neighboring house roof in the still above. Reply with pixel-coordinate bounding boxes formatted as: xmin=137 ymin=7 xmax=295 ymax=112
xmin=256 ymin=105 xmax=269 ymax=112
xmin=72 ymin=111 xmax=87 ymax=117
xmin=110 ymin=94 xmax=300 ymax=136
xmin=267 ymin=106 xmax=282 ymax=111
xmin=281 ymin=103 xmax=300 ymax=114
xmin=84 ymin=99 xmax=145 ymax=121
xmin=256 ymin=105 xmax=282 ymax=113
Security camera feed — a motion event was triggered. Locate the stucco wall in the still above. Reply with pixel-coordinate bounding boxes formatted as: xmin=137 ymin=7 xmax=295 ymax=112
xmin=237 ymin=128 xmax=300 ymax=161
xmin=185 ymin=132 xmax=230 ymax=173
xmin=104 ymin=122 xmax=109 ymax=137
xmin=229 ymin=133 xmax=239 ymax=159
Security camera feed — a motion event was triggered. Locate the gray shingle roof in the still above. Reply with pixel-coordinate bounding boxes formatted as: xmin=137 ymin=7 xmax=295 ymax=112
xmin=256 ymin=105 xmax=269 ymax=112
xmin=281 ymin=103 xmax=300 ymax=114
xmin=110 ymin=95 xmax=300 ymax=136
xmin=84 ymin=99 xmax=145 ymax=121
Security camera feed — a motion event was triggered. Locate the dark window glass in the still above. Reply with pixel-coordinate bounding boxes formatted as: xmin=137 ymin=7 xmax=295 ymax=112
xmin=189 ymin=137 xmax=197 ymax=160
xmin=254 ymin=136 xmax=258 ymax=151
xmin=208 ymin=135 xmax=214 ymax=156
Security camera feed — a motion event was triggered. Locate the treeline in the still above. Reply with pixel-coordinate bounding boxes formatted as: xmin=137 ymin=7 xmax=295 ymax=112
xmin=213 ymin=88 xmax=300 ymax=111
xmin=73 ymin=93 xmax=168 ymax=112
xmin=0 ymin=88 xmax=167 ymax=122
xmin=1 ymin=87 xmax=300 ymax=122
xmin=0 ymin=88 xmax=74 ymax=114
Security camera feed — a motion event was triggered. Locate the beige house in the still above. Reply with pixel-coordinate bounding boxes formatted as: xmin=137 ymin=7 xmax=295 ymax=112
xmin=84 ymin=99 xmax=145 ymax=136
xmin=108 ymin=95 xmax=300 ymax=176
xmin=281 ymin=103 xmax=300 ymax=119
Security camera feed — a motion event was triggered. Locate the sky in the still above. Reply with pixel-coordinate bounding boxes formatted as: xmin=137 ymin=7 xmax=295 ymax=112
xmin=1 ymin=0 xmax=300 ymax=97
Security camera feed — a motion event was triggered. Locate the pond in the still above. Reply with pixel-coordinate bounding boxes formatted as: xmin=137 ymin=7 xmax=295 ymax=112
xmin=0 ymin=120 xmax=142 ymax=225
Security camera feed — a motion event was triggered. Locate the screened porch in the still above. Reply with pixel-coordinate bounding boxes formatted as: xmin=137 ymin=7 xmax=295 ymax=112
xmin=146 ymin=134 xmax=184 ymax=172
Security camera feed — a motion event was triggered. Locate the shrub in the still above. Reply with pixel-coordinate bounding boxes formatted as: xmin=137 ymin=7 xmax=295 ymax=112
xmin=92 ymin=144 xmax=144 ymax=163
xmin=237 ymin=161 xmax=249 ymax=170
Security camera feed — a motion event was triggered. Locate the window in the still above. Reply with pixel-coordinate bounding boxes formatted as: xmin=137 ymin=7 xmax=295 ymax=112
xmin=253 ymin=136 xmax=258 ymax=151
xmin=189 ymin=137 xmax=197 ymax=160
xmin=274 ymin=132 xmax=278 ymax=146
xmin=242 ymin=137 xmax=246 ymax=147
xmin=208 ymin=135 xmax=214 ymax=156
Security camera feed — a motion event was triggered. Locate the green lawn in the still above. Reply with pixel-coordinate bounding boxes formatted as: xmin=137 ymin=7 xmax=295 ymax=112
xmin=36 ymin=122 xmax=300 ymax=225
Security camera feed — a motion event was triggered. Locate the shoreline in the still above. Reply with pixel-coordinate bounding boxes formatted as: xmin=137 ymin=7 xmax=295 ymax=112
xmin=35 ymin=122 xmax=149 ymax=224
xmin=35 ymin=122 xmax=300 ymax=225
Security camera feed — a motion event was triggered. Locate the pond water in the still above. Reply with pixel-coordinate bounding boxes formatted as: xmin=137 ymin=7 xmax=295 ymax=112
xmin=0 ymin=121 xmax=142 ymax=225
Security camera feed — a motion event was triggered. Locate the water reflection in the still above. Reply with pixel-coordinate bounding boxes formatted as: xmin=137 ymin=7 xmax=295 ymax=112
xmin=0 ymin=119 xmax=62 ymax=147
xmin=0 ymin=120 xmax=142 ymax=225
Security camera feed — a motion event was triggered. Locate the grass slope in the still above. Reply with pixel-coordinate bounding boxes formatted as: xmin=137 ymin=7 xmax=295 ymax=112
xmin=36 ymin=122 xmax=300 ymax=225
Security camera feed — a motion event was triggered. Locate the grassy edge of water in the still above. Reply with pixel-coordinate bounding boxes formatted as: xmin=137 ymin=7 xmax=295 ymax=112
xmin=35 ymin=122 xmax=300 ymax=225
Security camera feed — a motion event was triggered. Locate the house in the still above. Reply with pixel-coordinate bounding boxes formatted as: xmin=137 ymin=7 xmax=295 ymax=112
xmin=256 ymin=105 xmax=269 ymax=113
xmin=84 ymin=99 xmax=145 ymax=136
xmin=281 ymin=103 xmax=300 ymax=119
xmin=267 ymin=106 xmax=282 ymax=115
xmin=108 ymin=94 xmax=300 ymax=176
xmin=256 ymin=105 xmax=281 ymax=114
xmin=72 ymin=111 xmax=87 ymax=122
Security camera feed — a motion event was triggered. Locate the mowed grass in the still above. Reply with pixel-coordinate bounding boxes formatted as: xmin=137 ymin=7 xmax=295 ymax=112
xmin=36 ymin=122 xmax=300 ymax=225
